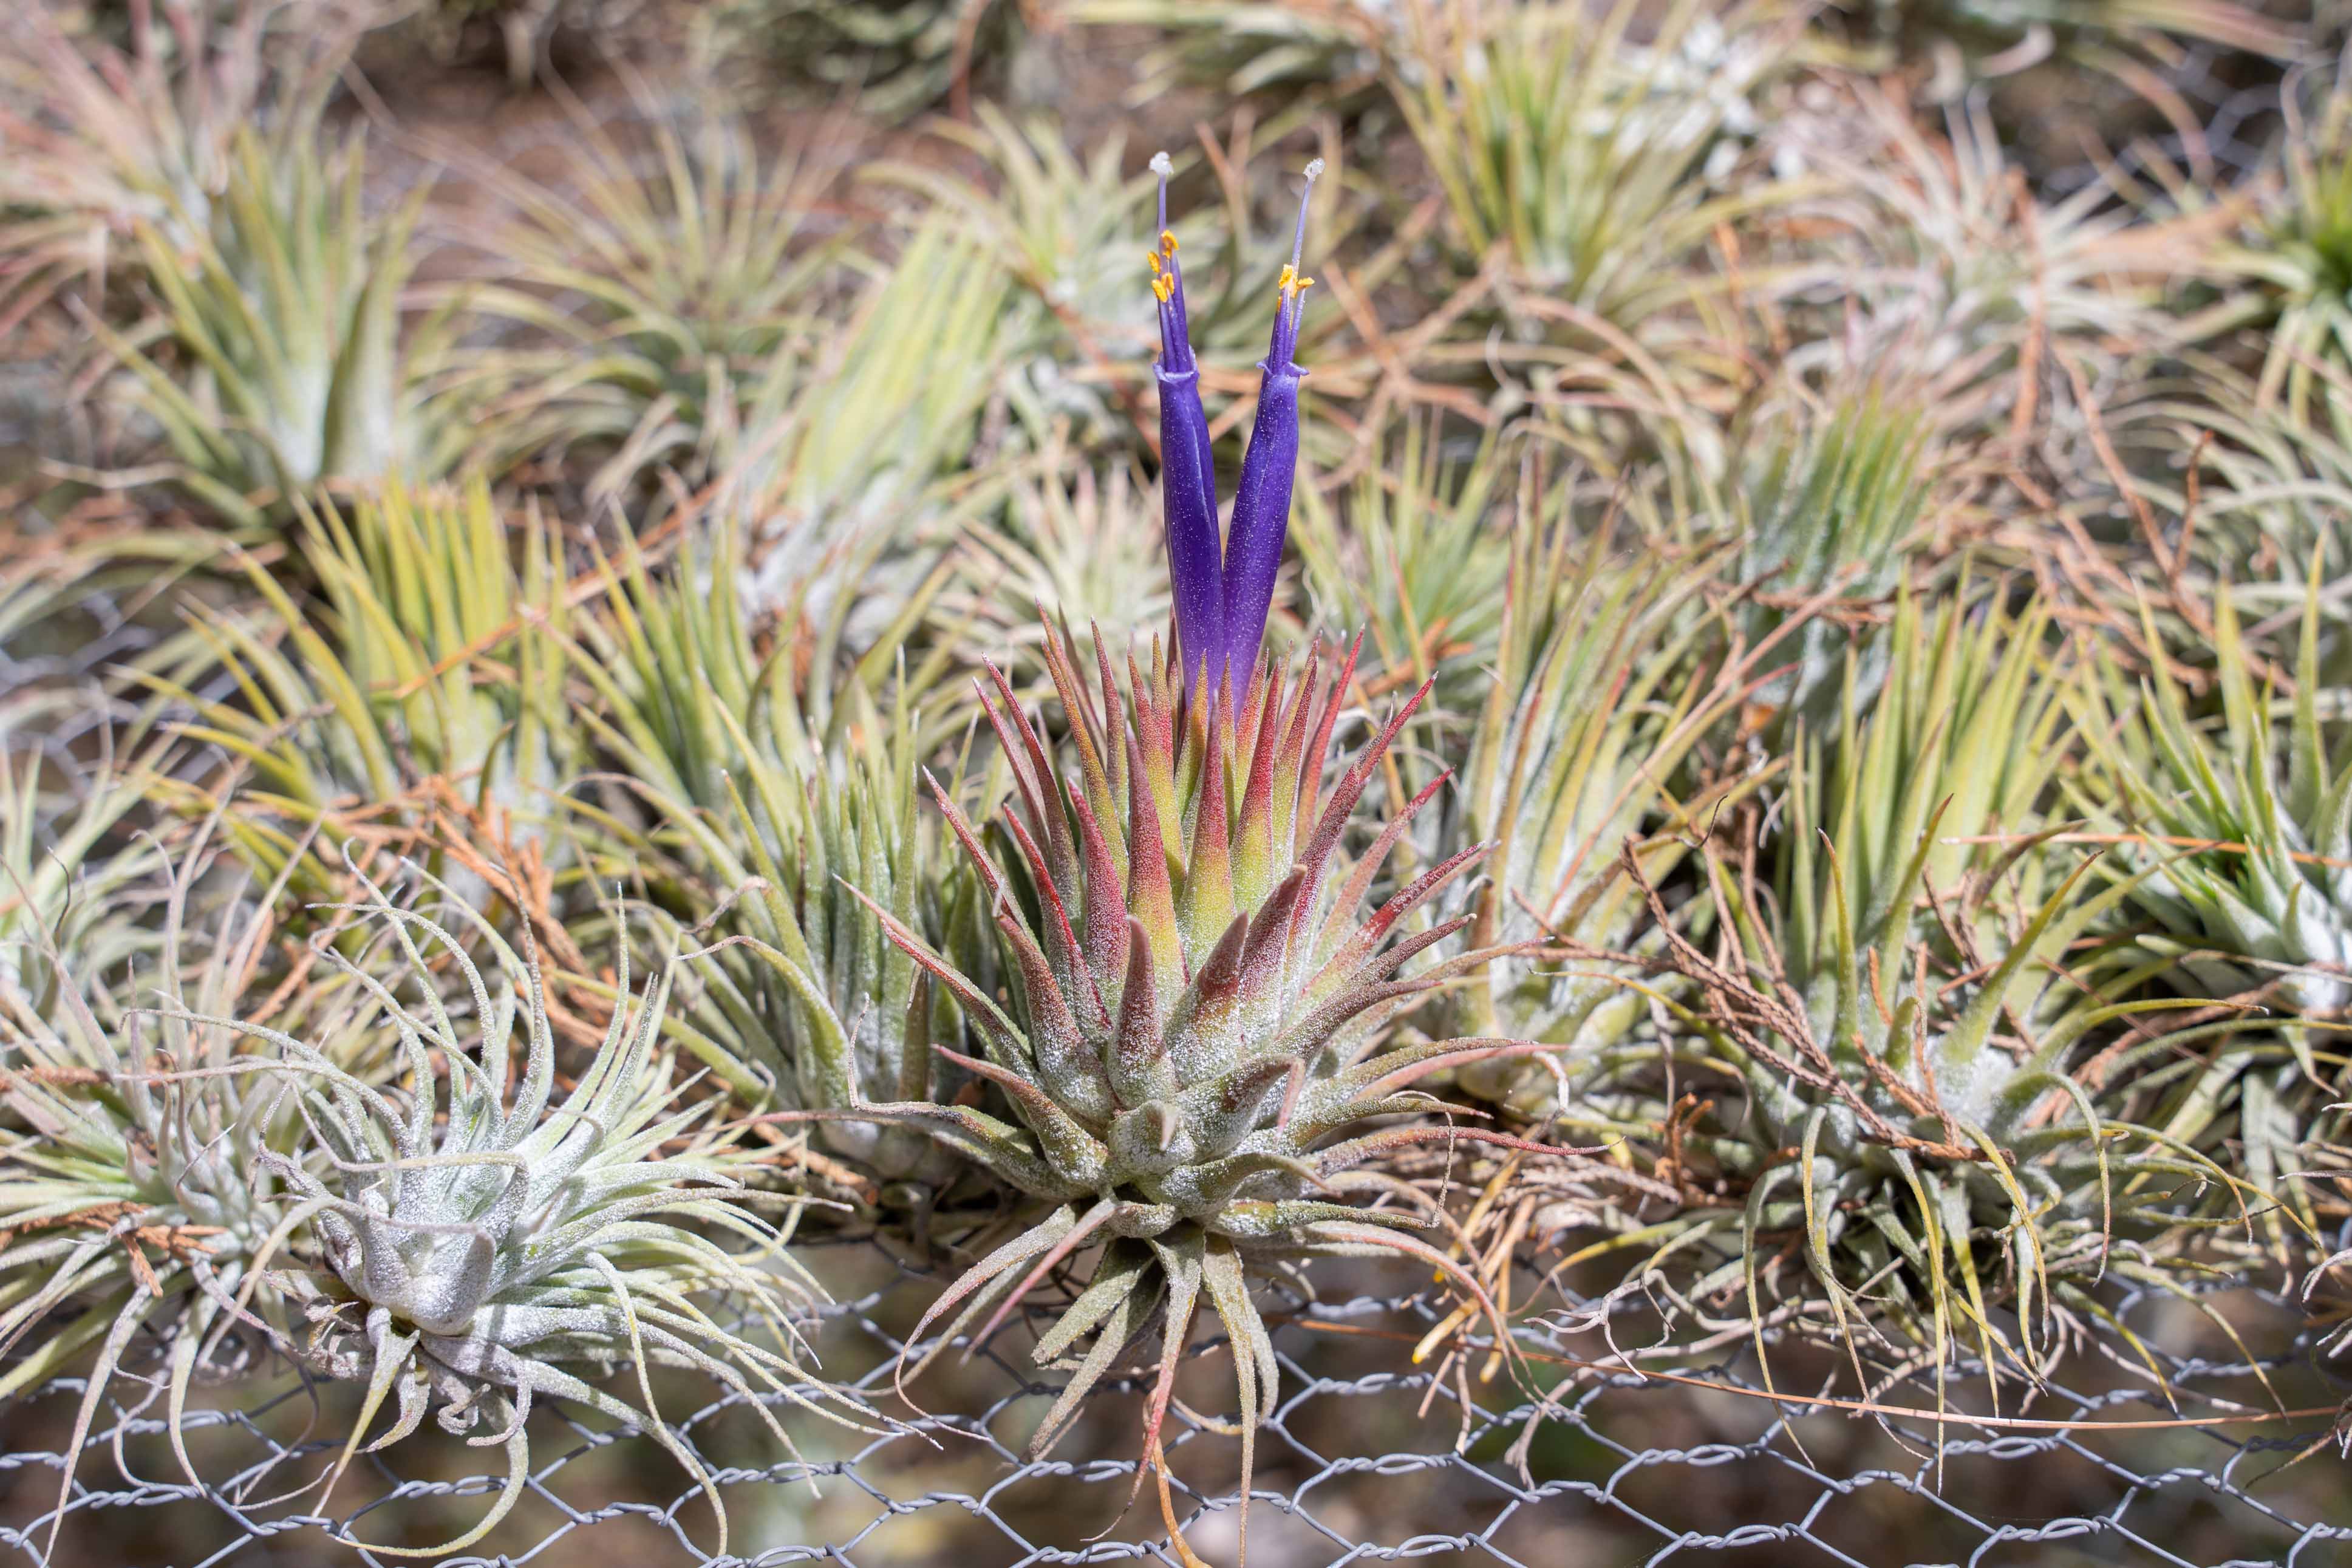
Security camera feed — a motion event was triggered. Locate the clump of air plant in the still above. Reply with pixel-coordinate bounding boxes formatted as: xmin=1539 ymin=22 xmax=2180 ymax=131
xmin=203 ymin=857 xmax=875 ymax=1558
xmin=2067 ymin=584 xmax=2352 ymax=1253
xmin=0 ymin=1 xmax=358 ymax=335
xmin=698 ymin=0 xmax=1026 ymax=118
xmin=818 ymin=632 xmax=1544 ymax=1550
xmin=2204 ymin=57 xmax=2352 ymax=445
xmin=1605 ymin=590 xmax=2255 ymax=1385
xmin=1289 ymin=420 xmax=1516 ymax=721
xmin=1057 ymin=0 xmax=1399 ymax=109
xmin=939 ymin=431 xmax=1174 ymax=660
xmin=0 ymin=724 xmax=163 ymax=998
xmin=441 ymin=97 xmax=853 ymax=505
xmin=1422 ymin=507 xmax=1740 ymax=1118
xmin=1841 ymin=0 xmax=2292 ymax=101
xmin=2071 ymin=588 xmax=2352 ymax=1037
xmin=779 ymin=161 xmax=1552 ymax=1555
xmin=1767 ymin=87 xmax=2207 ymax=451
xmin=82 ymin=118 xmax=472 ymax=527
xmin=704 ymin=211 xmax=1014 ymax=624
xmin=1392 ymin=0 xmax=1790 ymax=322
xmin=566 ymin=522 xmax=985 ymax=1208
xmin=138 ymin=479 xmax=578 ymax=907
xmin=870 ymin=112 xmax=1153 ymax=449
xmin=0 ymin=833 xmax=349 ymax=1563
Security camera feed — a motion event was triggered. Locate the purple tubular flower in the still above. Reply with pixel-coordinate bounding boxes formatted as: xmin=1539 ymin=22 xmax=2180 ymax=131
xmin=1149 ymin=152 xmax=1222 ymax=701
xmin=1219 ymin=157 xmax=1322 ymax=693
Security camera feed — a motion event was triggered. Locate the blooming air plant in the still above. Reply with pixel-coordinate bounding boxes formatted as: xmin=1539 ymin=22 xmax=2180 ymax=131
xmin=764 ymin=156 xmax=1567 ymax=1561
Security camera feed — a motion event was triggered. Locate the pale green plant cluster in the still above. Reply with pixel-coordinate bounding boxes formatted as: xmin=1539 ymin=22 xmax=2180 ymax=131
xmin=3 ymin=0 xmax=2350 ymax=1561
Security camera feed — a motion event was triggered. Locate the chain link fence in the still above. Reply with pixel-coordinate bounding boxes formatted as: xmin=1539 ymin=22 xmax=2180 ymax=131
xmin=2 ymin=1230 xmax=2347 ymax=1567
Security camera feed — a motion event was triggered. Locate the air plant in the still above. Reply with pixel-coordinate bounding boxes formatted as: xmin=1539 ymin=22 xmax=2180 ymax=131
xmin=0 ymin=0 xmax=354 ymax=334
xmin=1846 ymin=0 xmax=2294 ymax=98
xmin=1767 ymin=85 xmax=2214 ymax=446
xmin=444 ymin=100 xmax=854 ymax=503
xmin=564 ymin=521 xmax=983 ymax=1199
xmin=696 ymin=0 xmax=1026 ymax=117
xmin=704 ymin=213 xmax=1015 ymax=624
xmin=2200 ymin=58 xmax=2352 ymax=446
xmin=1603 ymin=590 xmax=2254 ymax=1382
xmin=0 ymin=723 xmax=165 ymax=998
xmin=803 ymin=631 xmax=1545 ymax=1548
xmin=939 ymin=434 xmax=1174 ymax=661
xmin=2097 ymin=375 xmax=2352 ymax=642
xmin=1056 ymin=0 xmax=1399 ymax=107
xmin=84 ymin=123 xmax=472 ymax=527
xmin=1393 ymin=0 xmax=1792 ymax=318
xmin=2068 ymin=586 xmax=2352 ymax=1082
xmin=769 ymin=163 xmax=1550 ymax=1552
xmin=1423 ymin=510 xmax=1740 ymax=1117
xmin=0 ymin=833 xmax=356 ymax=1563
xmin=137 ymin=479 xmax=578 ymax=904
xmin=1289 ymin=420 xmax=1516 ymax=719
xmin=2059 ymin=568 xmax=2351 ymax=1263
xmin=1724 ymin=390 xmax=1937 ymax=734
xmin=868 ymin=110 xmax=1156 ymax=447
xmin=202 ymin=859 xmax=874 ymax=1558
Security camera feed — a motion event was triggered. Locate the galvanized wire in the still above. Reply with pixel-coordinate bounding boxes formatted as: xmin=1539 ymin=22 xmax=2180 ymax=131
xmin=2 ymin=1232 xmax=2347 ymax=1568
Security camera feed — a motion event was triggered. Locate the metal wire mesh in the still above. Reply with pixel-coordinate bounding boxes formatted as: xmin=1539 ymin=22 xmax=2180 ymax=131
xmin=4 ymin=1232 xmax=2347 ymax=1568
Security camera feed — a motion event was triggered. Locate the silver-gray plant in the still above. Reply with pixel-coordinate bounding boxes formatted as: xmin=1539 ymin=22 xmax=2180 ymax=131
xmin=206 ymin=859 xmax=878 ymax=1558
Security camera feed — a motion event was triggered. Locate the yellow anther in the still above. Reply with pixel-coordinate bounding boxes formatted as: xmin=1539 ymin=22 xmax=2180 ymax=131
xmin=1152 ymin=274 xmax=1174 ymax=303
xmin=1292 ymin=274 xmax=1315 ymax=295
xmin=1160 ymin=229 xmax=1178 ymax=254
xmin=1147 ymin=249 xmax=1162 ymax=277
xmin=1277 ymin=264 xmax=1295 ymax=291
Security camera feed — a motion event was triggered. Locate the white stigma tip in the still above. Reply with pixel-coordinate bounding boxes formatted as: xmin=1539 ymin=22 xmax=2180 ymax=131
xmin=1304 ymin=157 xmax=1326 ymax=180
xmin=1150 ymin=151 xmax=1173 ymax=176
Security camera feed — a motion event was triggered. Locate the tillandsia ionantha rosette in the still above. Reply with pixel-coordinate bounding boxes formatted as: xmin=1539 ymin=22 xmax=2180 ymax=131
xmin=189 ymin=854 xmax=882 ymax=1558
xmin=796 ymin=631 xmax=1561 ymax=1556
xmin=138 ymin=479 xmax=578 ymax=910
xmin=0 ymin=825 xmax=355 ymax=1563
xmin=1598 ymin=589 xmax=2260 ymax=1391
xmin=755 ymin=155 xmax=1569 ymax=1560
xmin=1427 ymin=503 xmax=1744 ymax=1119
xmin=2065 ymin=582 xmax=2352 ymax=1255
xmin=564 ymin=520 xmax=983 ymax=1214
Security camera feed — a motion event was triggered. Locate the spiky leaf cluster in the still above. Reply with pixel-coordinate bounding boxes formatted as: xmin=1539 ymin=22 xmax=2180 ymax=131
xmin=817 ymin=630 xmax=1534 ymax=1524
xmin=141 ymin=480 xmax=577 ymax=905
xmin=1609 ymin=590 xmax=2252 ymax=1372
xmin=84 ymin=122 xmax=471 ymax=523
xmin=567 ymin=523 xmax=979 ymax=1195
xmin=209 ymin=862 xmax=870 ymax=1558
xmin=1427 ymin=510 xmax=1732 ymax=1113
xmin=2074 ymin=589 xmax=2352 ymax=1029
xmin=0 ymin=840 xmax=369 ymax=1561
